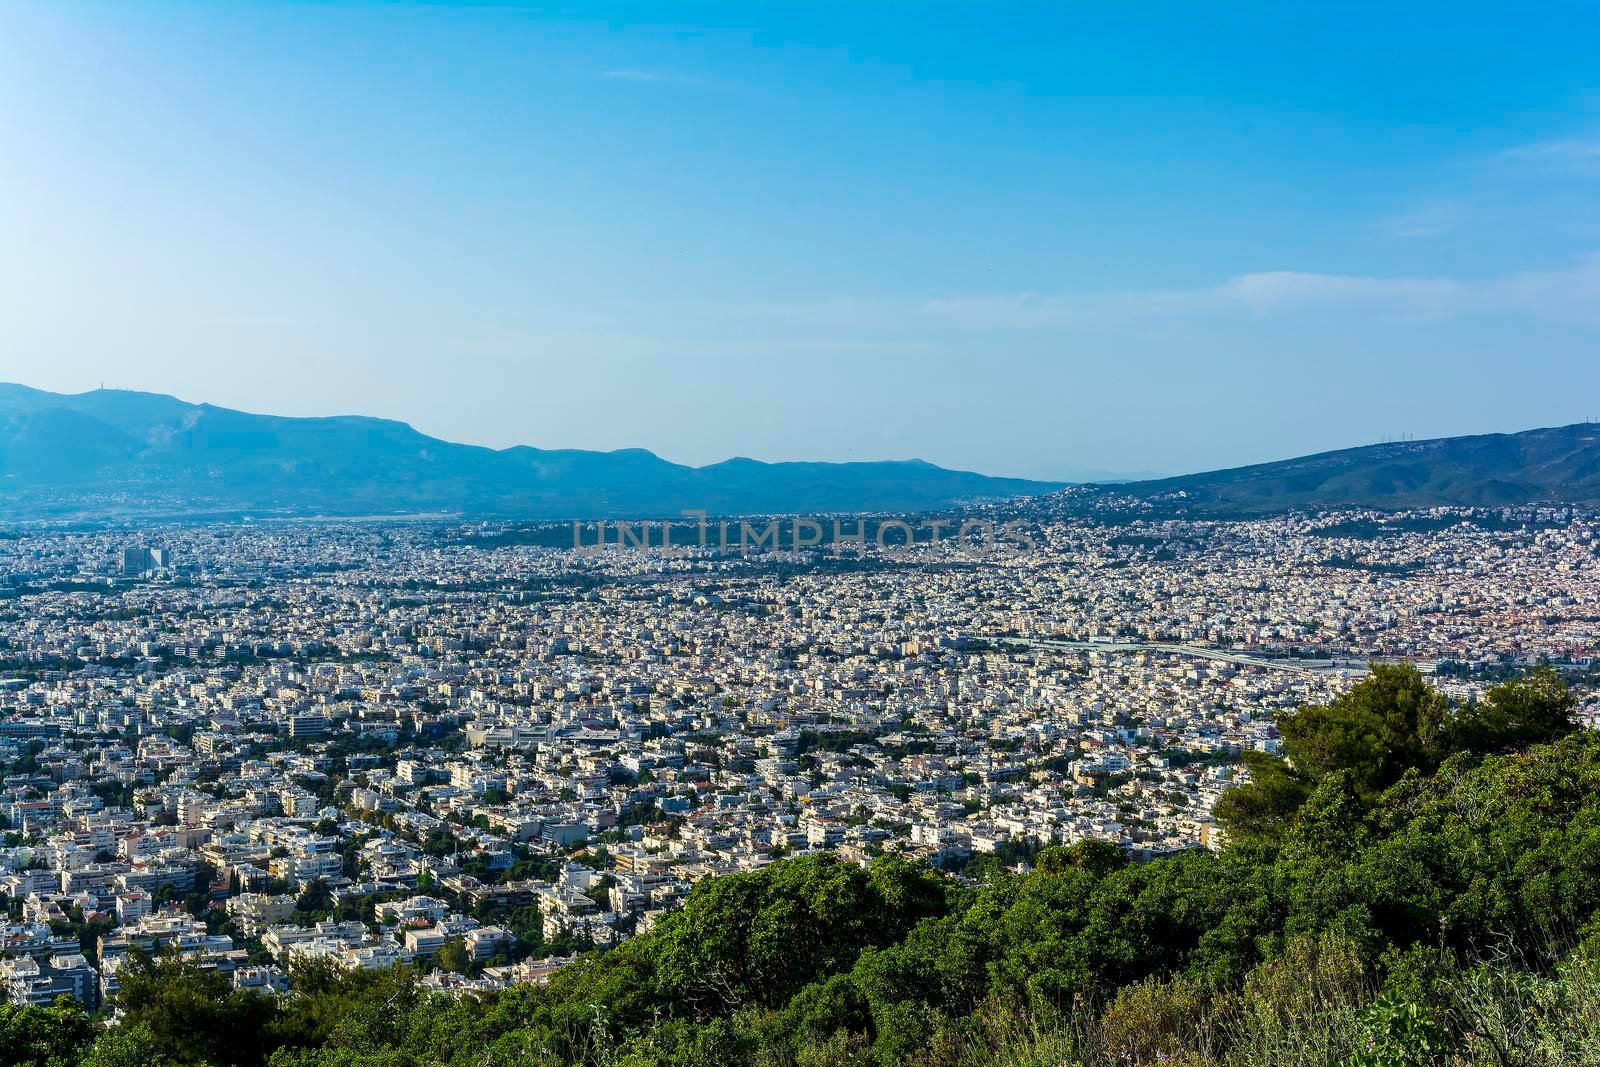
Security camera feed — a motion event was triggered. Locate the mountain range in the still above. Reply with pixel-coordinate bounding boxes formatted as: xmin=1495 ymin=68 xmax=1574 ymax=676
xmin=1061 ymin=421 xmax=1600 ymax=515
xmin=5 ymin=383 xmax=1600 ymax=522
xmin=0 ymin=384 xmax=1061 ymax=520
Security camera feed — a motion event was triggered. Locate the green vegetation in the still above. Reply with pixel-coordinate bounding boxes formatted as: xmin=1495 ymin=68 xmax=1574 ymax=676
xmin=0 ymin=998 xmax=92 ymax=1067
xmin=1214 ymin=663 xmax=1576 ymax=840
xmin=6 ymin=666 xmax=1600 ymax=1066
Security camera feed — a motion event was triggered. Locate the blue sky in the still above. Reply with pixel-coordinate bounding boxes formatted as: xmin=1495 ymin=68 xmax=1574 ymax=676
xmin=2 ymin=1 xmax=1597 ymax=480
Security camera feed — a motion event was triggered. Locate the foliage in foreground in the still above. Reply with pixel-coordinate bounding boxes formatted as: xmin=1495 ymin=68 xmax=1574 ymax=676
xmin=4 ymin=666 xmax=1598 ymax=1066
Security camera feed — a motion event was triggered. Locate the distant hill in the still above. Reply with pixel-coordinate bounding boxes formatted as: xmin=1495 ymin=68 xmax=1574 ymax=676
xmin=0 ymin=384 xmax=1061 ymax=520
xmin=1068 ymin=422 xmax=1600 ymax=515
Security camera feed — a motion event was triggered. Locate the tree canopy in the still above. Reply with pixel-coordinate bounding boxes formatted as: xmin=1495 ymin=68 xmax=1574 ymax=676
xmin=1215 ymin=663 xmax=1576 ymax=840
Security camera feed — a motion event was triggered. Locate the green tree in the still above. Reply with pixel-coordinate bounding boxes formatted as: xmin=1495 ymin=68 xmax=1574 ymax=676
xmin=112 ymin=951 xmax=278 ymax=1067
xmin=434 ymin=937 xmax=473 ymax=975
xmin=1445 ymin=665 xmax=1576 ymax=753
xmin=1213 ymin=750 xmax=1312 ymax=842
xmin=0 ymin=997 xmax=93 ymax=1067
xmin=294 ymin=879 xmax=335 ymax=917
xmin=1280 ymin=663 xmax=1449 ymax=797
xmin=1217 ymin=665 xmax=1578 ymax=842
xmin=1035 ymin=838 xmax=1129 ymax=878
xmin=81 ymin=1024 xmax=176 ymax=1067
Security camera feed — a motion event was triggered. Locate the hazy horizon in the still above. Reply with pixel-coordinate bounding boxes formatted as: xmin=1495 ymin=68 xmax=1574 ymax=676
xmin=3 ymin=2 xmax=1598 ymax=481
xmin=12 ymin=377 xmax=1596 ymax=487
xmin=1 ymin=378 xmax=1159 ymax=482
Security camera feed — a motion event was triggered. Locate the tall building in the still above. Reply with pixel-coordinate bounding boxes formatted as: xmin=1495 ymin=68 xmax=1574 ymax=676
xmin=121 ymin=546 xmax=169 ymax=575
xmin=0 ymin=953 xmax=99 ymax=1009
xmin=288 ymin=714 xmax=330 ymax=740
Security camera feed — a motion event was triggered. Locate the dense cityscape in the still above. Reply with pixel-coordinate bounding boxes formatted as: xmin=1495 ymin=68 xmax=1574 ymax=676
xmin=7 ymin=2 xmax=1599 ymax=1061
xmin=2 ymin=505 xmax=1595 ymax=1013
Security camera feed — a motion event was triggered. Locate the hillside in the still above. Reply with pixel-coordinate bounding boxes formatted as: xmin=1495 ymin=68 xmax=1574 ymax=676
xmin=0 ymin=384 xmax=1060 ymax=520
xmin=11 ymin=384 xmax=1600 ymax=523
xmin=1079 ymin=422 xmax=1600 ymax=515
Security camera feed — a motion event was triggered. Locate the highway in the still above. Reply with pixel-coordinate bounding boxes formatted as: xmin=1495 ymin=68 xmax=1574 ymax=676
xmin=979 ymin=635 xmax=1435 ymax=677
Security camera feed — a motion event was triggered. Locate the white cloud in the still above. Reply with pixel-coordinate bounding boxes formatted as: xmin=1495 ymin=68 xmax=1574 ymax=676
xmin=1497 ymin=136 xmax=1600 ymax=176
xmin=911 ymin=256 xmax=1600 ymax=330
xmin=1216 ymin=270 xmax=1459 ymax=316
xmin=1376 ymin=132 xmax=1600 ymax=242
xmin=1219 ymin=257 xmax=1600 ymax=322
xmin=1382 ymin=200 xmax=1465 ymax=239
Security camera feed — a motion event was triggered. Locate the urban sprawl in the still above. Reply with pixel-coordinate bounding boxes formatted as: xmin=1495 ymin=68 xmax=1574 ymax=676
xmin=2 ymin=505 xmax=1597 ymax=1012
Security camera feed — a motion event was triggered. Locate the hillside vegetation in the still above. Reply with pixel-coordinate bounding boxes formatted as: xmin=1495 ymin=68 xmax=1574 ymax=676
xmin=5 ymin=667 xmax=1599 ymax=1067
xmin=1069 ymin=422 xmax=1600 ymax=515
